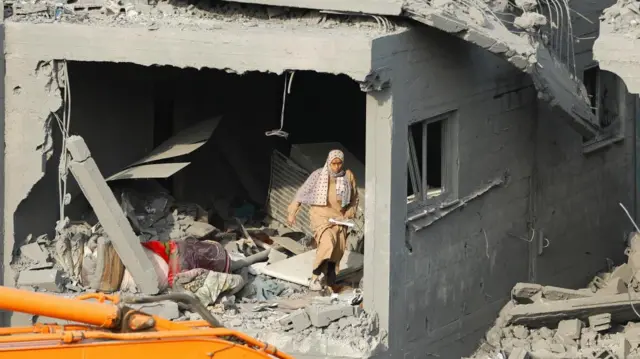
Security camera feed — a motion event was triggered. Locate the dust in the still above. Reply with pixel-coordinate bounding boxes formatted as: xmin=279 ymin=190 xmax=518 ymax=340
xmin=7 ymin=0 xmax=401 ymax=36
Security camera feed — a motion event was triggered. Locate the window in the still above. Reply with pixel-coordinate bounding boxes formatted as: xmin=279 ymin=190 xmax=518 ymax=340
xmin=407 ymin=114 xmax=458 ymax=207
xmin=582 ymin=66 xmax=624 ymax=152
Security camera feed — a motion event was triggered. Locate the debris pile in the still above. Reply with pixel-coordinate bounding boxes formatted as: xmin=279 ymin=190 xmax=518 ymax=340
xmin=466 ymin=232 xmax=640 ymax=359
xmin=11 ymin=134 xmax=374 ymax=357
xmin=601 ymin=0 xmax=640 ymax=35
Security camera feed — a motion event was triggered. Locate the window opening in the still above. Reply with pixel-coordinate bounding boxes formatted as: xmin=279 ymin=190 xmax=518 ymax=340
xmin=407 ymin=118 xmax=445 ymax=202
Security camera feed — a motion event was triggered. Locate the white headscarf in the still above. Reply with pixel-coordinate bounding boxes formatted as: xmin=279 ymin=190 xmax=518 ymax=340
xmin=294 ymin=150 xmax=351 ymax=208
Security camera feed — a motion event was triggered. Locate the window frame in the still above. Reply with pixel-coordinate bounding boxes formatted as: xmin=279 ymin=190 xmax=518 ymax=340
xmin=406 ymin=112 xmax=459 ymax=214
xmin=582 ymin=65 xmax=626 ymax=154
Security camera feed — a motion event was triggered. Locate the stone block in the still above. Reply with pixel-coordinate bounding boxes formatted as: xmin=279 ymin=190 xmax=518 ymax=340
xmin=557 ymin=319 xmax=582 ymax=340
xmin=589 ymin=313 xmax=612 ymax=332
xmin=305 ymin=304 xmax=355 ymax=328
xmin=185 ymin=221 xmax=216 ymax=238
xmin=509 ymin=347 xmax=530 ymax=359
xmin=278 ymin=309 xmax=311 ymax=332
xmin=17 ymin=269 xmax=64 ymax=292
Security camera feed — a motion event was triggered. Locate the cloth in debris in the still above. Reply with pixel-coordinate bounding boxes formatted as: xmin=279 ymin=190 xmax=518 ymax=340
xmin=142 ymin=238 xmax=230 ymax=286
xmin=174 ymin=268 xmax=244 ymax=307
xmin=288 ymin=150 xmax=359 ymax=276
xmin=120 ymin=247 xmax=170 ymax=292
xmin=294 ymin=149 xmax=352 ymax=208
xmin=252 ymin=276 xmax=286 ymax=301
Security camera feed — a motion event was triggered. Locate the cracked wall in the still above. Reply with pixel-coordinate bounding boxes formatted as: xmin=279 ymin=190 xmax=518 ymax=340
xmin=4 ymin=59 xmax=156 ymax=326
xmin=4 ymin=58 xmax=62 ymax=292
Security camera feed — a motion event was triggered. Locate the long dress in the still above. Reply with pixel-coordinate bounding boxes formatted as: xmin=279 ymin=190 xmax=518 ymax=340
xmin=288 ymin=169 xmax=358 ymax=274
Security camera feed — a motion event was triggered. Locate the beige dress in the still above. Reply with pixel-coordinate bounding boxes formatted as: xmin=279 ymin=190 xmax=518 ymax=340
xmin=288 ymin=170 xmax=358 ymax=273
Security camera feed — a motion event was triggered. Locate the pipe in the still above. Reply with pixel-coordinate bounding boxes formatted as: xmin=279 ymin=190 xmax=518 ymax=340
xmin=0 ymin=286 xmax=119 ymax=328
xmin=230 ymin=248 xmax=270 ymax=272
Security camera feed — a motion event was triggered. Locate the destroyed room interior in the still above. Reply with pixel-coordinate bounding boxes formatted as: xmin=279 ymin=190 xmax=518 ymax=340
xmin=10 ymin=61 xmax=384 ymax=356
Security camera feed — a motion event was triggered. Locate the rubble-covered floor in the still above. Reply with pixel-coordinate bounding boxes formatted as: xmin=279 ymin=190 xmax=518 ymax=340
xmin=466 ymin=232 xmax=640 ymax=359
xmin=7 ymin=57 xmax=378 ymax=356
xmin=14 ymin=181 xmax=381 ymax=357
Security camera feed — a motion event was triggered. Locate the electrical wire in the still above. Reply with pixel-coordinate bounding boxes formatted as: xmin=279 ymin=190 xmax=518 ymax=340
xmin=265 ymin=71 xmax=294 ymax=139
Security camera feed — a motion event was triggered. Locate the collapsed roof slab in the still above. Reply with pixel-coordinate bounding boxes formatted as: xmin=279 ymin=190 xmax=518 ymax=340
xmin=5 ymin=22 xmax=381 ymax=81
xmin=403 ymin=2 xmax=601 ymax=139
xmin=216 ymin=0 xmax=403 ymax=16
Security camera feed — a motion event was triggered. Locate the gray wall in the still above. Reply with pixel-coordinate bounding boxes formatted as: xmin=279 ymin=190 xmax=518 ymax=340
xmin=370 ymin=24 xmax=634 ymax=359
xmin=9 ymin=60 xmax=154 ymax=290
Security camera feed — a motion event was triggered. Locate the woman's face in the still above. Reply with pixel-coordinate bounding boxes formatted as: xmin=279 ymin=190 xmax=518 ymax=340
xmin=330 ymin=158 xmax=343 ymax=174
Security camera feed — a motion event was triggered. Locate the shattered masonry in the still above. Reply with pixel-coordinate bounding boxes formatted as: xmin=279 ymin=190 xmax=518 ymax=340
xmin=466 ymin=232 xmax=640 ymax=359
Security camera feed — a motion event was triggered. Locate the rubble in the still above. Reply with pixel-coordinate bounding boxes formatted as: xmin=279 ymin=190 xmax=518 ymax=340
xmin=466 ymin=232 xmax=640 ymax=359
xmin=601 ymin=0 xmax=640 ymax=36
xmin=513 ymin=12 xmax=547 ymax=31
xmin=17 ymin=269 xmax=64 ymax=292
xmin=10 ymin=127 xmax=373 ymax=356
xmin=6 ymin=0 xmax=397 ymax=36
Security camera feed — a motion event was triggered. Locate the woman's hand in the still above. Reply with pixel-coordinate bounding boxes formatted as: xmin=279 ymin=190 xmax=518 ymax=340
xmin=287 ymin=213 xmax=297 ymax=226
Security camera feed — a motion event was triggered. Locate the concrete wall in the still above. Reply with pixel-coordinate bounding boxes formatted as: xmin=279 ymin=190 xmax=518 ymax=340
xmin=369 ymin=24 xmax=634 ymax=359
xmin=3 ymin=59 xmax=154 ymax=325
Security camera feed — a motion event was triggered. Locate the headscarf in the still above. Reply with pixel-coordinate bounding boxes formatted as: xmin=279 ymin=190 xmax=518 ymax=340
xmin=295 ymin=149 xmax=352 ymax=208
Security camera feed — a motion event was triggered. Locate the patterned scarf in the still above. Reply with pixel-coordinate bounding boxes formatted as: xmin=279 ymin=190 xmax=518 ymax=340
xmin=295 ymin=149 xmax=351 ymax=208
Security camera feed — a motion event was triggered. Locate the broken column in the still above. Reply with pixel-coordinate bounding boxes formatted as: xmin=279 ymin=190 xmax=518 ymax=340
xmin=66 ymin=135 xmax=159 ymax=294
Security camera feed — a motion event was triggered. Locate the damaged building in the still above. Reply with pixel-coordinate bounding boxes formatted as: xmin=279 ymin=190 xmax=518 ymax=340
xmin=1 ymin=0 xmax=637 ymax=358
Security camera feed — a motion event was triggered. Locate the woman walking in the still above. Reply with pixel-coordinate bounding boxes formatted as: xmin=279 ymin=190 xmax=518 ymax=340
xmin=287 ymin=149 xmax=359 ymax=291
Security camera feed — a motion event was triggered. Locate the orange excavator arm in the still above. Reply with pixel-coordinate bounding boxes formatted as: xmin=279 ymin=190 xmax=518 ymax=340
xmin=0 ymin=286 xmax=294 ymax=359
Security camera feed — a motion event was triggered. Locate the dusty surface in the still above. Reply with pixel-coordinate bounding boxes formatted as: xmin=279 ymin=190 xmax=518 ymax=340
xmin=600 ymin=0 xmax=640 ymax=36
xmin=7 ymin=0 xmax=401 ymax=35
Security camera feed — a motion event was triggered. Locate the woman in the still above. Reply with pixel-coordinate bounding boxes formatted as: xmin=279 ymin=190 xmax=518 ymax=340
xmin=287 ymin=149 xmax=358 ymax=291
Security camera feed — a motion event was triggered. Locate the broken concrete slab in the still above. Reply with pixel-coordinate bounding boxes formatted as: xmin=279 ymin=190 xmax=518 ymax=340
xmin=279 ymin=309 xmax=312 ymax=332
xmin=599 ymin=277 xmax=627 ymax=295
xmin=127 ymin=300 xmax=180 ymax=320
xmin=505 ymin=293 xmax=640 ymax=328
xmin=261 ymin=250 xmax=364 ymax=286
xmin=17 ymin=269 xmax=63 ymax=292
xmin=508 ymin=347 xmax=530 ymax=359
xmin=217 ymin=0 xmax=403 ymax=16
xmin=610 ymin=264 xmax=633 ymax=285
xmin=306 ymin=304 xmax=355 ymax=328
xmin=557 ymin=319 xmax=582 ymax=340
xmin=512 ymin=283 xmax=542 ymax=301
xmin=268 ymin=248 xmax=289 ymax=264
xmin=511 ymin=283 xmax=594 ymax=302
xmin=20 ymin=242 xmax=48 ymax=263
xmin=269 ymin=236 xmax=306 ymax=255
xmin=66 ymin=136 xmax=159 ymax=295
xmin=184 ymin=221 xmax=217 ymax=238
xmin=542 ymin=286 xmax=595 ymax=301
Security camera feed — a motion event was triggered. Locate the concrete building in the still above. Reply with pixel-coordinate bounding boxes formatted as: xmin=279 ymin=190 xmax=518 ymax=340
xmin=2 ymin=0 xmax=636 ymax=358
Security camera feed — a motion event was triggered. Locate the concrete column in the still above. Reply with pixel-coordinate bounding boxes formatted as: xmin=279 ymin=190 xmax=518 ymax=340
xmin=363 ymin=87 xmax=408 ymax=347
